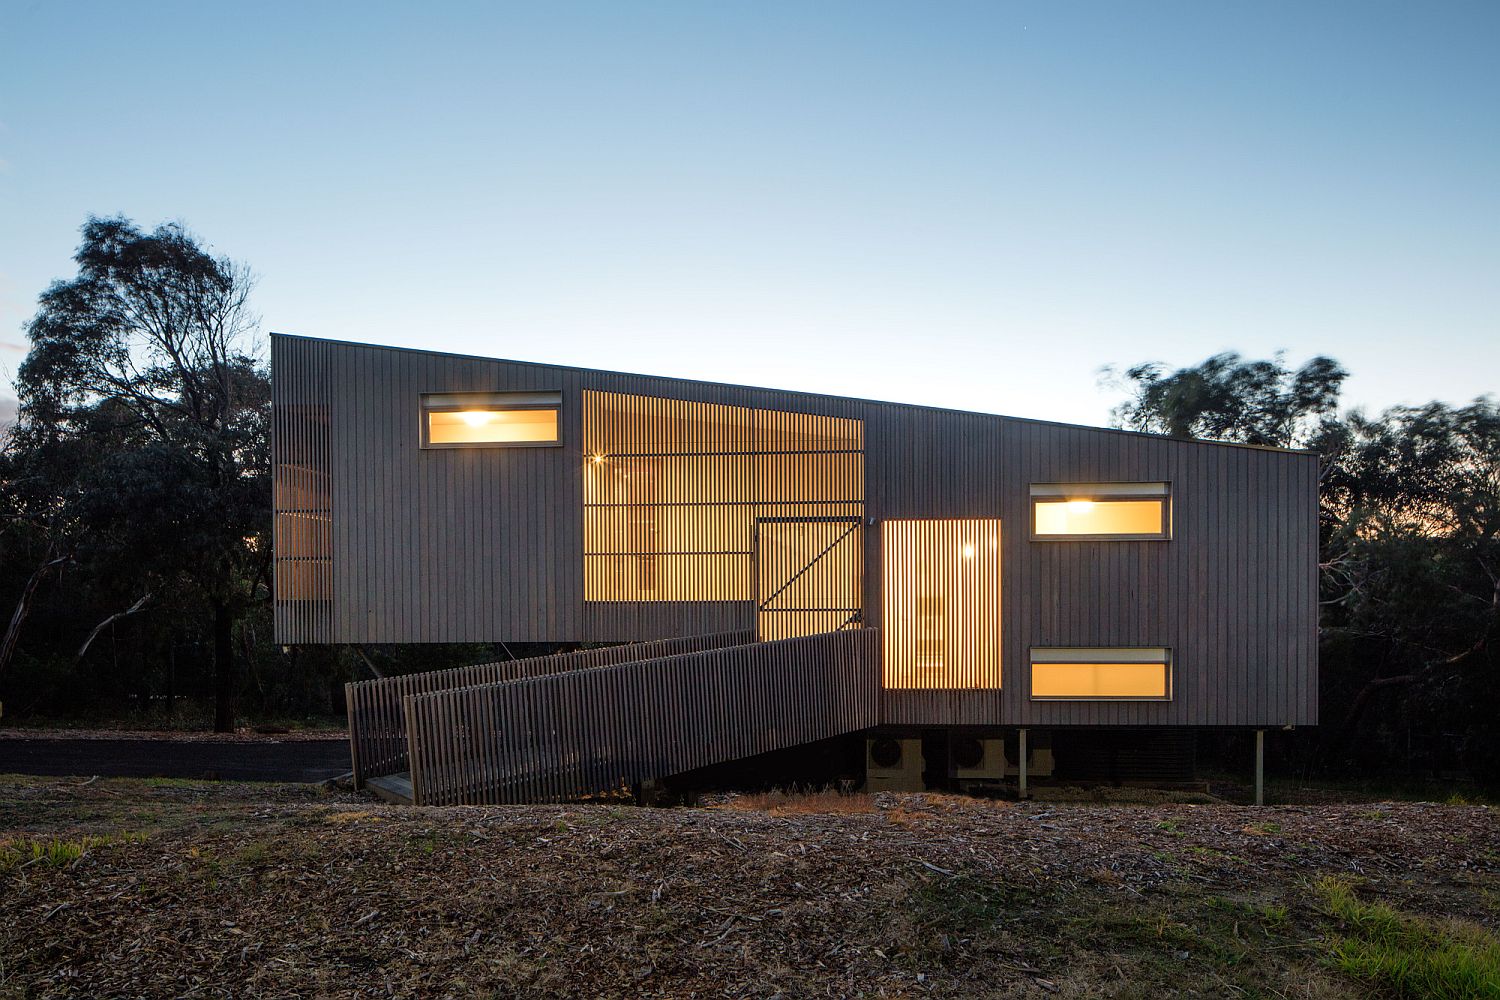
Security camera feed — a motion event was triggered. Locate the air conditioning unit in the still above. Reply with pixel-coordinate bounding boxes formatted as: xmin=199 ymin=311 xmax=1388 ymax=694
xmin=865 ymin=738 xmax=923 ymax=792
xmin=954 ymin=737 xmax=1007 ymax=786
xmin=1000 ymin=742 xmax=1056 ymax=778
xmin=1029 ymin=747 xmax=1057 ymax=778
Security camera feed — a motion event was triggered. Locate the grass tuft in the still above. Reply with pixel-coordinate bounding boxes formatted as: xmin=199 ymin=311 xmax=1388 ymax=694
xmin=1317 ymin=876 xmax=1500 ymax=999
xmin=0 ymin=831 xmax=148 ymax=870
xmin=722 ymin=788 xmax=875 ymax=816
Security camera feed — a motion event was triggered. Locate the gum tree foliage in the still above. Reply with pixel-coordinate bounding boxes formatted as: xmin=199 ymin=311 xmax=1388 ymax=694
xmin=7 ymin=217 xmax=271 ymax=731
xmin=1106 ymin=351 xmax=1347 ymax=448
xmin=1317 ymin=401 xmax=1500 ymax=775
xmin=1111 ymin=353 xmax=1500 ymax=780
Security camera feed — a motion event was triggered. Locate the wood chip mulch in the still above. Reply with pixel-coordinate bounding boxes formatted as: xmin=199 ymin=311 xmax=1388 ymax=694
xmin=2 ymin=777 xmax=1496 ymax=998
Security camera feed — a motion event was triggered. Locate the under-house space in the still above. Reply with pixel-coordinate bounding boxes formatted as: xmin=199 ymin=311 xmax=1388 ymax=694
xmin=271 ymin=334 xmax=1319 ymax=805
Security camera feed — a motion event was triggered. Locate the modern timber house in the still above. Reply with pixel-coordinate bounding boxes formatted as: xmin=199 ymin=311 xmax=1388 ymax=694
xmin=272 ymin=333 xmax=1318 ymax=805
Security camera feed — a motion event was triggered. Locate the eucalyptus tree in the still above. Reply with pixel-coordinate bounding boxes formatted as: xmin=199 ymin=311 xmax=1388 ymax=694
xmin=1109 ymin=351 xmax=1500 ymax=779
xmin=10 ymin=216 xmax=270 ymax=730
xmin=1106 ymin=351 xmax=1346 ymax=448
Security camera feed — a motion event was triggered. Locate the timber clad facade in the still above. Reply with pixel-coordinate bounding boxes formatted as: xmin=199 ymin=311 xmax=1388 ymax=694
xmin=274 ymin=333 xmax=1317 ymax=802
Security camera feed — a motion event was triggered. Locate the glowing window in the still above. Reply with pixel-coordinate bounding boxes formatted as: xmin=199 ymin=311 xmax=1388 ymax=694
xmin=1031 ymin=483 xmax=1170 ymax=539
xmin=421 ymin=391 xmax=561 ymax=448
xmin=1030 ymin=647 xmax=1171 ymax=700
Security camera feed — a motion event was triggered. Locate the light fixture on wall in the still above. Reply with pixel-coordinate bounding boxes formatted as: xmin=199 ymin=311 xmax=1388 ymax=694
xmin=459 ymin=409 xmax=496 ymax=427
xmin=1066 ymin=499 xmax=1095 ymax=514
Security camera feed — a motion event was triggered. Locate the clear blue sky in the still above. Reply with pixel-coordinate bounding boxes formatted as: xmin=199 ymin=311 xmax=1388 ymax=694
xmin=2 ymin=1 xmax=1496 ymax=427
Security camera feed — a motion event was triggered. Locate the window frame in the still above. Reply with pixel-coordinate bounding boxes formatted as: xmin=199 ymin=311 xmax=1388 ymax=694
xmin=1028 ymin=646 xmax=1173 ymax=702
xmin=419 ymin=390 xmax=564 ymax=450
xmin=1029 ymin=481 xmax=1172 ymax=541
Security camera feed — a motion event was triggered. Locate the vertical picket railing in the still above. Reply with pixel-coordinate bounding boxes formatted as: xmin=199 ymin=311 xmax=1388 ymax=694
xmin=345 ymin=630 xmax=754 ymax=786
xmin=402 ymin=628 xmax=880 ymax=806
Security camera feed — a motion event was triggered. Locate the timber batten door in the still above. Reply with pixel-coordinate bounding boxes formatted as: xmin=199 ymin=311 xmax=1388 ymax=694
xmin=754 ymin=516 xmax=864 ymax=641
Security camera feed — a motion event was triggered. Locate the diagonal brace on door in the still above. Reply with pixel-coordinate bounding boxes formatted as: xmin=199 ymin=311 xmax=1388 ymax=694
xmin=756 ymin=517 xmax=862 ymax=612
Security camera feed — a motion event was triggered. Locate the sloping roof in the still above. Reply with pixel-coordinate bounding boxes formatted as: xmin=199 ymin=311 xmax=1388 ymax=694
xmin=270 ymin=332 xmax=1317 ymax=456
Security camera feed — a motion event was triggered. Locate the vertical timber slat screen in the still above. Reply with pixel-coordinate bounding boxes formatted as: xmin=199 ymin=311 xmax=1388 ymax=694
xmin=345 ymin=630 xmax=752 ymax=786
xmin=882 ymin=519 xmax=1002 ymax=690
xmin=404 ymin=628 xmax=881 ymax=806
xmin=582 ymin=391 xmax=864 ymax=637
xmin=272 ymin=338 xmax=334 ymax=642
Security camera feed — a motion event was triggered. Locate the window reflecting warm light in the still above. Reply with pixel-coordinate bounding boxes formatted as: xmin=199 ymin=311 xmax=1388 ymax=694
xmin=1031 ymin=483 xmax=1170 ymax=539
xmin=1030 ymin=648 xmax=1171 ymax=700
xmin=421 ymin=391 xmax=562 ymax=448
xmin=428 ymin=408 xmax=558 ymax=444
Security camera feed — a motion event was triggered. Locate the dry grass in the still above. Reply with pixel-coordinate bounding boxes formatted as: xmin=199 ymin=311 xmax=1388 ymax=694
xmin=717 ymin=787 xmax=877 ymax=815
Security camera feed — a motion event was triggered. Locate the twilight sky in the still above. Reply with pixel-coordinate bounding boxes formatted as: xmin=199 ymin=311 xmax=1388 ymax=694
xmin=1 ymin=1 xmax=1496 ymax=427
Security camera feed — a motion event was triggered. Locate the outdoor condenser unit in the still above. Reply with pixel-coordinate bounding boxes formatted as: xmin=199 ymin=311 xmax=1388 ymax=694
xmin=1026 ymin=747 xmax=1057 ymax=778
xmin=865 ymin=738 xmax=924 ymax=792
xmin=953 ymin=737 xmax=1007 ymax=785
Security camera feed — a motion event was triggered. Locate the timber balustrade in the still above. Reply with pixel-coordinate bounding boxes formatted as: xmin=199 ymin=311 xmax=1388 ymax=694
xmin=345 ymin=630 xmax=753 ymax=786
xmin=403 ymin=628 xmax=880 ymax=806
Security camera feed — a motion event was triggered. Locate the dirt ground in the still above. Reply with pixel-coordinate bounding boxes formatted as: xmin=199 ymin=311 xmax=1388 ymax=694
xmin=2 ymin=775 xmax=1496 ymax=998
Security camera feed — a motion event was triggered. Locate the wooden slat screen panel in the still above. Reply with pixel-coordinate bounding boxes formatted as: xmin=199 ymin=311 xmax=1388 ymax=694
xmin=881 ymin=519 xmax=1002 ymax=690
xmin=404 ymin=628 xmax=880 ymax=805
xmin=271 ymin=337 xmax=334 ymax=643
xmin=581 ymin=390 xmax=864 ymax=639
xmin=345 ymin=630 xmax=752 ymax=786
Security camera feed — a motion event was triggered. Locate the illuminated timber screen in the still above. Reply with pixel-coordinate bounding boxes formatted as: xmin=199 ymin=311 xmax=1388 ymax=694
xmin=881 ymin=519 xmax=1002 ymax=690
xmin=273 ymin=403 xmax=332 ymax=605
xmin=582 ymin=391 xmax=864 ymax=610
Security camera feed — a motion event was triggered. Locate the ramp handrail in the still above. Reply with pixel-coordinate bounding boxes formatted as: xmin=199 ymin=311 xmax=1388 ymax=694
xmin=403 ymin=628 xmax=880 ymax=805
xmin=345 ymin=630 xmax=753 ymax=785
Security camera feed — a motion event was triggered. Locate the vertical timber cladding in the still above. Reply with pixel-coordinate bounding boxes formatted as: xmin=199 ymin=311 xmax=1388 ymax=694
xmin=271 ymin=336 xmax=334 ymax=643
xmin=269 ymin=335 xmax=1317 ymax=726
xmin=1002 ymin=420 xmax=1320 ymax=728
xmin=867 ymin=404 xmax=1319 ymax=728
xmin=866 ymin=406 xmax=1009 ymax=725
xmin=581 ymin=390 xmax=865 ymax=641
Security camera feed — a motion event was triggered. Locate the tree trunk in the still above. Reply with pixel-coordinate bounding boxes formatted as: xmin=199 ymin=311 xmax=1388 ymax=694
xmin=1332 ymin=673 xmax=1416 ymax=750
xmin=212 ymin=602 xmax=237 ymax=733
xmin=0 ymin=550 xmax=68 ymax=680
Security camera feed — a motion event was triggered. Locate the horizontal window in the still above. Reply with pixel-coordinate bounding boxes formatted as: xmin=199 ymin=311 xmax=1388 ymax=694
xmin=421 ymin=391 xmax=561 ymax=448
xmin=1031 ymin=482 xmax=1170 ymax=539
xmin=1030 ymin=647 xmax=1171 ymax=700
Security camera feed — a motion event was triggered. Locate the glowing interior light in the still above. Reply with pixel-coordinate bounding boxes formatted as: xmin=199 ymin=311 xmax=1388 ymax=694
xmin=424 ymin=394 xmax=560 ymax=445
xmin=591 ymin=454 xmax=606 ymax=464
xmin=459 ymin=409 xmax=496 ymax=427
xmin=1066 ymin=500 xmax=1096 ymax=515
xmin=962 ymin=544 xmax=975 ymax=559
